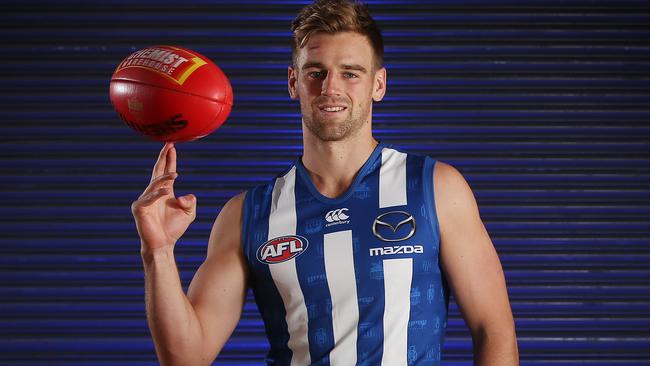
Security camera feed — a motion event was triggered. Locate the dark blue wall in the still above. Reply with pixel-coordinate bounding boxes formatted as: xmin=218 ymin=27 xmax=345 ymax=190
xmin=2 ymin=0 xmax=649 ymax=364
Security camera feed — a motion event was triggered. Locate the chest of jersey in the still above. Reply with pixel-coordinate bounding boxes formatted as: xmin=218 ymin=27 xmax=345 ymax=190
xmin=241 ymin=145 xmax=448 ymax=365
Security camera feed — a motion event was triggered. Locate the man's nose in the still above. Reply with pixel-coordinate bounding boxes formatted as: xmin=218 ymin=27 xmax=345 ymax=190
xmin=321 ymin=73 xmax=341 ymax=96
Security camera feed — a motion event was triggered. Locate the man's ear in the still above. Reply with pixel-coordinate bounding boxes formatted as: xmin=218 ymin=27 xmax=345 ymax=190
xmin=288 ymin=65 xmax=299 ymax=100
xmin=372 ymin=67 xmax=386 ymax=102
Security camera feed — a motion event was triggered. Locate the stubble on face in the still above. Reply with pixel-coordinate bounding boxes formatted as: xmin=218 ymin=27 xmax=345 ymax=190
xmin=300 ymin=91 xmax=372 ymax=142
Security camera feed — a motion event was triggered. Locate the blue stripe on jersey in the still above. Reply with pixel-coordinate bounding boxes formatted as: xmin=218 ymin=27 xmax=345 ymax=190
xmin=351 ymin=160 xmax=385 ymax=365
xmin=294 ymin=179 xmax=334 ymax=365
xmin=422 ymin=156 xmax=441 ymax=243
xmin=404 ymin=155 xmax=449 ymax=364
xmin=242 ymin=183 xmax=293 ymax=365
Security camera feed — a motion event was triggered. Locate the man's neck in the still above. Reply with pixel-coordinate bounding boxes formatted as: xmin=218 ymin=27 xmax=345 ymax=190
xmin=301 ymin=132 xmax=379 ymax=199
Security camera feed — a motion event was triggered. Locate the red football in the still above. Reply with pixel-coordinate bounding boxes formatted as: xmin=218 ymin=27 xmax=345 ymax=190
xmin=109 ymin=45 xmax=233 ymax=142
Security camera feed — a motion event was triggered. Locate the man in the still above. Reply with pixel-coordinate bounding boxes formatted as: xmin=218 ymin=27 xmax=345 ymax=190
xmin=131 ymin=0 xmax=519 ymax=365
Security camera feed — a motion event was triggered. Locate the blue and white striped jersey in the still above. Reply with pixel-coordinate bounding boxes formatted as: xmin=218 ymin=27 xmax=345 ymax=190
xmin=241 ymin=141 xmax=449 ymax=365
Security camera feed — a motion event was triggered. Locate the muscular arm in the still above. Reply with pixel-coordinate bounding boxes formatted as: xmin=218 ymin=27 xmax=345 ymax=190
xmin=434 ymin=161 xmax=519 ymax=365
xmin=142 ymin=192 xmax=248 ymax=365
xmin=187 ymin=191 xmax=249 ymax=362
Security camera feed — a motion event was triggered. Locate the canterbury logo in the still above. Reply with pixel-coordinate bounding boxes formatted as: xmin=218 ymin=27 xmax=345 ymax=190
xmin=326 ymin=208 xmax=349 ymax=223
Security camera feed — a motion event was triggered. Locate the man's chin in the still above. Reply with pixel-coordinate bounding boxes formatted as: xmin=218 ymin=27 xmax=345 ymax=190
xmin=313 ymin=127 xmax=349 ymax=141
xmin=307 ymin=123 xmax=351 ymax=142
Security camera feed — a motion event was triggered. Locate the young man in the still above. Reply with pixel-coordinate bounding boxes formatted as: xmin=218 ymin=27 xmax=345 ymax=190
xmin=131 ymin=0 xmax=519 ymax=365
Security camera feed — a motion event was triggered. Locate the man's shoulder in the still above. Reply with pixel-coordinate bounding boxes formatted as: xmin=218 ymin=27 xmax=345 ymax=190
xmin=433 ymin=160 xmax=477 ymax=219
xmin=379 ymin=142 xmax=439 ymax=168
xmin=433 ymin=160 xmax=465 ymax=191
xmin=239 ymin=159 xmax=299 ymax=201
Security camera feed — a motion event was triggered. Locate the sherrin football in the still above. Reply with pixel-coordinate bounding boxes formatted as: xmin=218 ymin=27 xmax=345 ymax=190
xmin=109 ymin=45 xmax=233 ymax=142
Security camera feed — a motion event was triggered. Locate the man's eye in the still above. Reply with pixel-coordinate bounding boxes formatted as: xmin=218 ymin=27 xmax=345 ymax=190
xmin=308 ymin=71 xmax=323 ymax=79
xmin=344 ymin=72 xmax=358 ymax=79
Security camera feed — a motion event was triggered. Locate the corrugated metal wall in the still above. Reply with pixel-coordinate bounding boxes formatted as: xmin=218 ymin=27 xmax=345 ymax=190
xmin=2 ymin=0 xmax=649 ymax=365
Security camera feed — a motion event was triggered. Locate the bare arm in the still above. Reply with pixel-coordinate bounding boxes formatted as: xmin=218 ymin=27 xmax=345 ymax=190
xmin=186 ymin=191 xmax=249 ymax=362
xmin=434 ymin=161 xmax=519 ymax=365
xmin=133 ymin=143 xmax=248 ymax=365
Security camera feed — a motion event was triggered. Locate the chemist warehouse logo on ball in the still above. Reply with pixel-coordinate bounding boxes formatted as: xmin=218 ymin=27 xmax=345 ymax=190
xmin=115 ymin=46 xmax=207 ymax=85
xmin=257 ymin=235 xmax=309 ymax=265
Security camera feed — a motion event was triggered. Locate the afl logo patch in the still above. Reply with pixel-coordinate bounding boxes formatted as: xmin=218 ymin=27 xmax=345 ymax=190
xmin=256 ymin=235 xmax=309 ymax=264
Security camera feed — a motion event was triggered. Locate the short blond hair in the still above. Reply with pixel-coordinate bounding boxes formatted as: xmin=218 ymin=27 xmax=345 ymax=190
xmin=291 ymin=0 xmax=384 ymax=70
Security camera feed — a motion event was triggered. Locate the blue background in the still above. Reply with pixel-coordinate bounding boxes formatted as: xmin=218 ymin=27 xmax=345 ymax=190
xmin=1 ymin=0 xmax=649 ymax=364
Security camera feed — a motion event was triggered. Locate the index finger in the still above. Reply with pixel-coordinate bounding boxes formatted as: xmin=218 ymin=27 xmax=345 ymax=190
xmin=166 ymin=143 xmax=177 ymax=174
xmin=150 ymin=142 xmax=173 ymax=182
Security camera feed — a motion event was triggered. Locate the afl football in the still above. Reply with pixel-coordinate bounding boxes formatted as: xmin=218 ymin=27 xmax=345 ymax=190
xmin=109 ymin=45 xmax=233 ymax=142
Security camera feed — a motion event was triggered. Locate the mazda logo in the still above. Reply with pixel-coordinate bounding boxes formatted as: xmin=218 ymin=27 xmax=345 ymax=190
xmin=372 ymin=211 xmax=416 ymax=242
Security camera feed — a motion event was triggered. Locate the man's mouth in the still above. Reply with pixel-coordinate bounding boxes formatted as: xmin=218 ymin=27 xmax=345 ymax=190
xmin=318 ymin=105 xmax=347 ymax=112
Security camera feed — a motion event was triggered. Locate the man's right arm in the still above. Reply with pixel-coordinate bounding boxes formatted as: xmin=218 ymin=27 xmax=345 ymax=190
xmin=141 ymin=191 xmax=248 ymax=365
xmin=134 ymin=142 xmax=249 ymax=365
xmin=186 ymin=191 xmax=249 ymax=362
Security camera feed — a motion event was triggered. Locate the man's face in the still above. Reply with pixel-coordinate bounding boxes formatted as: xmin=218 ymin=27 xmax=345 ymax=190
xmin=288 ymin=31 xmax=386 ymax=142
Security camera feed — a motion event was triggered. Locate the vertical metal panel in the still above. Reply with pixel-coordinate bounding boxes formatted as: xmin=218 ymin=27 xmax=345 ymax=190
xmin=1 ymin=0 xmax=649 ymax=365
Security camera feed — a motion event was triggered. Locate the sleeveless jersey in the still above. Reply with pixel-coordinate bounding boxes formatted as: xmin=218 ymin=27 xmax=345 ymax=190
xmin=241 ymin=141 xmax=449 ymax=365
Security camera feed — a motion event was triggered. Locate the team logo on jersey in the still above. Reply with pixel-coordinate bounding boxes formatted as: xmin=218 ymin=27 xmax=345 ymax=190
xmin=372 ymin=210 xmax=416 ymax=242
xmin=256 ymin=235 xmax=309 ymax=264
xmin=325 ymin=208 xmax=350 ymax=227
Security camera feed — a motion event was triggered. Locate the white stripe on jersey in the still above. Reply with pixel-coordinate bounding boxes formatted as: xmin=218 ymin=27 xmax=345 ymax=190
xmin=268 ymin=166 xmax=311 ymax=366
xmin=379 ymin=151 xmax=412 ymax=365
xmin=381 ymin=258 xmax=413 ymax=366
xmin=379 ymin=148 xmax=408 ymax=208
xmin=324 ymin=230 xmax=359 ymax=365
